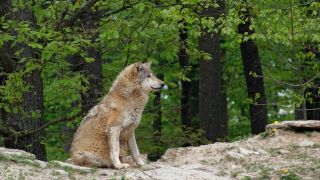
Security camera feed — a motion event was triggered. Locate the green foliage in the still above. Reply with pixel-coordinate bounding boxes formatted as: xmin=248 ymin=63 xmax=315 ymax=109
xmin=227 ymin=120 xmax=251 ymax=141
xmin=0 ymin=0 xmax=319 ymax=162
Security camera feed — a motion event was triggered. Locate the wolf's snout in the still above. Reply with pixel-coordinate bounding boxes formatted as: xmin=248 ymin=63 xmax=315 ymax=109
xmin=161 ymin=82 xmax=165 ymax=88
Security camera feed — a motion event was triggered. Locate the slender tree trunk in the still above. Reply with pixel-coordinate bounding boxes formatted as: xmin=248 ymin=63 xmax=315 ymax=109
xmin=190 ymin=76 xmax=199 ymax=127
xmin=0 ymin=0 xmax=46 ymax=160
xmin=305 ymin=50 xmax=320 ymax=119
xmin=178 ymin=19 xmax=192 ymax=128
xmin=199 ymin=0 xmax=228 ymax=142
xmin=238 ymin=2 xmax=268 ymax=134
xmin=295 ymin=0 xmax=320 ymax=120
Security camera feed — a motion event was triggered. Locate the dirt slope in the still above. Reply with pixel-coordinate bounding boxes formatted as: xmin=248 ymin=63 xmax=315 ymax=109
xmin=1 ymin=123 xmax=320 ymax=180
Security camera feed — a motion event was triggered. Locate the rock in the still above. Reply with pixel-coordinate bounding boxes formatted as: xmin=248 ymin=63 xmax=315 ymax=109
xmin=298 ymin=139 xmax=314 ymax=147
xmin=256 ymin=148 xmax=268 ymax=155
xmin=0 ymin=147 xmax=36 ymax=160
xmin=34 ymin=160 xmax=47 ymax=168
xmin=50 ymin=160 xmax=92 ymax=173
xmin=239 ymin=148 xmax=260 ymax=155
xmin=267 ymin=120 xmax=320 ymax=131
xmin=1 ymin=129 xmax=320 ymax=180
xmin=65 ymin=158 xmax=72 ymax=164
xmin=227 ymin=151 xmax=245 ymax=159
xmin=126 ymin=163 xmax=230 ymax=180
xmin=54 ymin=169 xmax=69 ymax=177
xmin=279 ymin=149 xmax=290 ymax=154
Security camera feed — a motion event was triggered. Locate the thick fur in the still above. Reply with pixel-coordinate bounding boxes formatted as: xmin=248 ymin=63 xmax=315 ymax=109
xmin=71 ymin=62 xmax=164 ymax=169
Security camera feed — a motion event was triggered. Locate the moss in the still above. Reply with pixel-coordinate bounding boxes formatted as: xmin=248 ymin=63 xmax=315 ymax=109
xmin=90 ymin=167 xmax=97 ymax=174
xmin=18 ymin=170 xmax=25 ymax=180
xmin=242 ymin=176 xmax=252 ymax=180
xmin=0 ymin=153 xmax=40 ymax=168
xmin=280 ymin=171 xmax=301 ymax=180
xmin=47 ymin=160 xmax=90 ymax=177
xmin=312 ymin=144 xmax=320 ymax=148
xmin=257 ymin=165 xmax=272 ymax=180
xmin=230 ymin=171 xmax=241 ymax=177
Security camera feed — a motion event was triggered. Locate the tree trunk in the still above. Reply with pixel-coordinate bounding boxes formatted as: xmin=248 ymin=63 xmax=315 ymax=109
xmin=304 ymin=49 xmax=320 ymax=120
xmin=296 ymin=80 xmax=320 ymax=120
xmin=190 ymin=75 xmax=199 ymax=127
xmin=178 ymin=19 xmax=192 ymax=128
xmin=199 ymin=0 xmax=228 ymax=142
xmin=4 ymin=71 xmax=46 ymax=160
xmin=0 ymin=0 xmax=46 ymax=160
xmin=238 ymin=2 xmax=268 ymax=134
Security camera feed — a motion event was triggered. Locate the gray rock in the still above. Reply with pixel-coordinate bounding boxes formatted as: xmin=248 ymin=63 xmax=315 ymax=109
xmin=279 ymin=149 xmax=290 ymax=154
xmin=298 ymin=139 xmax=314 ymax=147
xmin=0 ymin=147 xmax=36 ymax=160
xmin=227 ymin=151 xmax=245 ymax=159
xmin=126 ymin=163 xmax=231 ymax=180
xmin=267 ymin=120 xmax=320 ymax=130
xmin=239 ymin=148 xmax=260 ymax=155
xmin=34 ymin=160 xmax=47 ymax=168
xmin=54 ymin=169 xmax=69 ymax=177
xmin=50 ymin=160 xmax=92 ymax=173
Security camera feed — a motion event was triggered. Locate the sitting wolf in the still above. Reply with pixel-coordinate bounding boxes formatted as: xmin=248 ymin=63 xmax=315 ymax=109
xmin=71 ymin=62 xmax=164 ymax=169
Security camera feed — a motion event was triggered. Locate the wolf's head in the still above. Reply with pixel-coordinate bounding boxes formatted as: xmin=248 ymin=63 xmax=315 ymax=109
xmin=132 ymin=62 xmax=165 ymax=92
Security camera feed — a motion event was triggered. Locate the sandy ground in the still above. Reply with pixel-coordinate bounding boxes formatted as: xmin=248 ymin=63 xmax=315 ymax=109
xmin=0 ymin=127 xmax=320 ymax=180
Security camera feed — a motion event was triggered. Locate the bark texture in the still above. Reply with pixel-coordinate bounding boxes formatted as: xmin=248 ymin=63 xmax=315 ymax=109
xmin=238 ymin=2 xmax=268 ymax=134
xmin=178 ymin=20 xmax=192 ymax=128
xmin=199 ymin=0 xmax=228 ymax=142
xmin=0 ymin=0 xmax=46 ymax=160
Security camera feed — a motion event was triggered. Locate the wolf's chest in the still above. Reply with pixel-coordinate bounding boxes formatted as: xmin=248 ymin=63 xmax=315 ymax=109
xmin=122 ymin=108 xmax=143 ymax=128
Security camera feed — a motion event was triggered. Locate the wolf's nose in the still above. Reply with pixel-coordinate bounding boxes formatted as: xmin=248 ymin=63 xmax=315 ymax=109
xmin=161 ymin=83 xmax=165 ymax=88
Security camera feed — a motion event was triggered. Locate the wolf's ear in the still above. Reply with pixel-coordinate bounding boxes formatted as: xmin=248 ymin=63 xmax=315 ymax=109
xmin=144 ymin=61 xmax=152 ymax=69
xmin=135 ymin=62 xmax=143 ymax=72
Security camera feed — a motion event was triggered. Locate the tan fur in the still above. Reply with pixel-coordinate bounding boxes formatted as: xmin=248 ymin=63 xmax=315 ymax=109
xmin=71 ymin=62 xmax=164 ymax=169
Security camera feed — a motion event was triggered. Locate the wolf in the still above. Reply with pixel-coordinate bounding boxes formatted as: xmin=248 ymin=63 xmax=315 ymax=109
xmin=70 ymin=62 xmax=164 ymax=169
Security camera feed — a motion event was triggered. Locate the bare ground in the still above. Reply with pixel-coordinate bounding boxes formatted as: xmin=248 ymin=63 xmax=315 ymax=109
xmin=1 ymin=127 xmax=320 ymax=180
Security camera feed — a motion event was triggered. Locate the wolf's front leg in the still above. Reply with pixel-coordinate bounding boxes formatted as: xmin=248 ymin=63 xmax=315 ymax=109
xmin=128 ymin=132 xmax=145 ymax=166
xmin=107 ymin=126 xmax=130 ymax=169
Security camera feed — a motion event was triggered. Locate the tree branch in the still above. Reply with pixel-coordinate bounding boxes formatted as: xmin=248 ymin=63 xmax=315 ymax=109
xmin=0 ymin=112 xmax=82 ymax=138
xmin=100 ymin=1 xmax=142 ymax=18
xmin=55 ymin=7 xmax=70 ymax=31
xmin=305 ymin=46 xmax=320 ymax=57
xmin=58 ymin=0 xmax=99 ymax=30
xmin=56 ymin=0 xmax=142 ymax=30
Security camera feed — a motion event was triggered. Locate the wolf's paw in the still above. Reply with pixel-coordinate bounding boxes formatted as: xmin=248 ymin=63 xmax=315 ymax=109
xmin=114 ymin=163 xmax=130 ymax=169
xmin=121 ymin=163 xmax=130 ymax=169
xmin=136 ymin=159 xmax=145 ymax=166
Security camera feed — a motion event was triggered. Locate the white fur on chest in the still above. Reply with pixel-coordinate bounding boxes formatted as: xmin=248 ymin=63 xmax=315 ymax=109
xmin=121 ymin=108 xmax=143 ymax=128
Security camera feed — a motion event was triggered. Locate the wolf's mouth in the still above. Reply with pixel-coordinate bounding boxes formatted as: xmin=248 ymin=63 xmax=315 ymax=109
xmin=151 ymin=87 xmax=162 ymax=91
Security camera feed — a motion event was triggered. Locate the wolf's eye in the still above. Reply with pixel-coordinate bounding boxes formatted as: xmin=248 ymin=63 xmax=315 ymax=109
xmin=146 ymin=74 xmax=151 ymax=78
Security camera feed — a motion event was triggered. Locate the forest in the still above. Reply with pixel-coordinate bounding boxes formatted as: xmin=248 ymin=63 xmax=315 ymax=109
xmin=0 ymin=0 xmax=319 ymax=162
